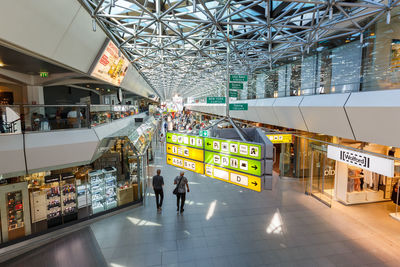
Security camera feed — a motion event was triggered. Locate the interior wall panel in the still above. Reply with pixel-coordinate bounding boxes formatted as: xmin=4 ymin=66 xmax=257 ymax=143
xmin=0 ymin=0 xmax=81 ymax=60
xmin=300 ymin=93 xmax=355 ymax=140
xmin=0 ymin=134 xmax=26 ymax=178
xmin=24 ymin=129 xmax=99 ymax=173
xmin=254 ymin=98 xmax=279 ymax=126
xmin=52 ymin=7 xmax=106 ymax=73
xmin=273 ymin=96 xmax=308 ymax=131
xmin=345 ymin=89 xmax=400 ymax=147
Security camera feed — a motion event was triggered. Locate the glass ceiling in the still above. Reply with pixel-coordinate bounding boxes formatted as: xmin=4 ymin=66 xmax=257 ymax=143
xmin=80 ymin=0 xmax=389 ymax=100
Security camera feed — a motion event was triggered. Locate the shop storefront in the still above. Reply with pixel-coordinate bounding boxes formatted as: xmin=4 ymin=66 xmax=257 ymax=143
xmin=0 ymin=117 xmax=158 ymax=245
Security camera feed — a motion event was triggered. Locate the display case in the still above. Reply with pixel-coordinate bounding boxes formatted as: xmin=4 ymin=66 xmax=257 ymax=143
xmin=0 ymin=182 xmax=31 ymax=242
xmin=89 ymin=170 xmax=105 ymax=214
xmin=7 ymin=191 xmax=25 ymax=232
xmin=103 ymin=167 xmax=117 ymax=210
xmin=46 ymin=183 xmax=62 ymax=227
xmin=60 ymin=173 xmax=77 ymax=223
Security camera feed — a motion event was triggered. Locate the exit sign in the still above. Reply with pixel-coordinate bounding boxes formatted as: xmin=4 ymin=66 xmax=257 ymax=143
xmin=40 ymin=72 xmax=49 ymax=78
xmin=199 ymin=130 xmax=209 ymax=137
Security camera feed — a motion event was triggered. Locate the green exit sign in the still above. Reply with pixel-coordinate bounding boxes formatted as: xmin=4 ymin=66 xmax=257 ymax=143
xmin=229 ymin=103 xmax=248 ymax=110
xmin=229 ymin=91 xmax=238 ymax=97
xmin=207 ymin=97 xmax=226 ymax=104
xmin=40 ymin=72 xmax=49 ymax=78
xmin=199 ymin=130 xmax=209 ymax=137
xmin=230 ymin=75 xmax=248 ymax=82
xmin=229 ymin=83 xmax=243 ymax=90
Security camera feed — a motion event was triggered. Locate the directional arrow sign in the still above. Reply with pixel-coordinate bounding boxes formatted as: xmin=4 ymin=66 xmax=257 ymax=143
xmin=167 ymin=155 xmax=204 ymax=174
xmin=166 ymin=132 xmax=203 ymax=149
xmin=166 ymin=143 xmax=204 ymax=162
xmin=204 ymin=151 xmax=262 ymax=176
xmin=205 ymin=164 xmax=261 ymax=192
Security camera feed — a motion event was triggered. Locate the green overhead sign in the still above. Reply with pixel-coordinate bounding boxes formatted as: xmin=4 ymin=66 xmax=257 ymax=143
xmin=229 ymin=103 xmax=248 ymax=111
xmin=230 ymin=75 xmax=248 ymax=82
xmin=229 ymin=83 xmax=244 ymax=90
xmin=199 ymin=130 xmax=209 ymax=137
xmin=204 ymin=151 xmax=262 ymax=176
xmin=207 ymin=96 xmax=226 ymax=104
xmin=229 ymin=91 xmax=238 ymax=97
xmin=204 ymin=137 xmax=262 ymax=160
xmin=166 ymin=132 xmax=204 ymax=149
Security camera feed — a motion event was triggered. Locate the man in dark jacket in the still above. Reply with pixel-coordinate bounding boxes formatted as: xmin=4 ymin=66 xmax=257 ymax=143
xmin=152 ymin=169 xmax=164 ymax=212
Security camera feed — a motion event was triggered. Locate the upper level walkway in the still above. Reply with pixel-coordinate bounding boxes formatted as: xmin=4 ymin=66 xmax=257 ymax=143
xmin=3 ymin=142 xmax=399 ymax=267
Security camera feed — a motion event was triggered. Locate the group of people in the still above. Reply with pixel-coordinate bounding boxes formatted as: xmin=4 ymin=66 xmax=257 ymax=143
xmin=152 ymin=169 xmax=190 ymax=214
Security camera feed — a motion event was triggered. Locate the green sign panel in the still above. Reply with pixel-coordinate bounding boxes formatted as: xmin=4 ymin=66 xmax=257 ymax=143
xmin=166 ymin=132 xmax=204 ymax=149
xmin=230 ymin=75 xmax=248 ymax=82
xmin=229 ymin=103 xmax=248 ymax=111
xmin=229 ymin=83 xmax=244 ymax=90
xmin=204 ymin=137 xmax=262 ymax=160
xmin=229 ymin=91 xmax=238 ymax=97
xmin=207 ymin=96 xmax=226 ymax=104
xmin=204 ymin=151 xmax=262 ymax=176
xmin=199 ymin=130 xmax=209 ymax=137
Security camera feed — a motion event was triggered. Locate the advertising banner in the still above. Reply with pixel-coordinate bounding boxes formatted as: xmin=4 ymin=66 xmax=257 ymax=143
xmin=90 ymin=40 xmax=130 ymax=86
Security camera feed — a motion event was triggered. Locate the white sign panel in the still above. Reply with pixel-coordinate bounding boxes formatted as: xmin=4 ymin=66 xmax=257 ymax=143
xmin=327 ymin=145 xmax=394 ymax=177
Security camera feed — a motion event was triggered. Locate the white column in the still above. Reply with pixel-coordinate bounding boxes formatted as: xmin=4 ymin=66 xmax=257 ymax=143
xmin=26 ymin=85 xmax=44 ymax=104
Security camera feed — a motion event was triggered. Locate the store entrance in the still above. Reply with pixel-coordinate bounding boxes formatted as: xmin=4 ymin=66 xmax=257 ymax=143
xmin=308 ymin=144 xmax=336 ymax=207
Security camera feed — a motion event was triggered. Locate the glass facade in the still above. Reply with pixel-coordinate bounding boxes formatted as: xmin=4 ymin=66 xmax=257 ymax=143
xmin=235 ymin=8 xmax=400 ymax=100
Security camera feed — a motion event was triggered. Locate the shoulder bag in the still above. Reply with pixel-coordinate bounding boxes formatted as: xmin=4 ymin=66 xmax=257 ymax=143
xmin=173 ymin=176 xmax=183 ymax=195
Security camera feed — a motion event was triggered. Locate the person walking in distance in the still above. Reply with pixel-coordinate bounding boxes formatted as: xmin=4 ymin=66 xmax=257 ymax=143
xmin=152 ymin=169 xmax=164 ymax=213
xmin=174 ymin=171 xmax=189 ymax=214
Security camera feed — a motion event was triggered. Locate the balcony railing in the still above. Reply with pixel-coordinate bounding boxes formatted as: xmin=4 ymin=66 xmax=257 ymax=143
xmin=0 ymin=104 xmax=140 ymax=134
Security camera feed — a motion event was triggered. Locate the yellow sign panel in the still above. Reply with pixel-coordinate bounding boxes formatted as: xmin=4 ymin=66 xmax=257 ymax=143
xmin=204 ymin=164 xmax=261 ymax=192
xmin=266 ymin=134 xmax=292 ymax=144
xmin=166 ymin=143 xmax=204 ymax=162
xmin=167 ymin=155 xmax=204 ymax=174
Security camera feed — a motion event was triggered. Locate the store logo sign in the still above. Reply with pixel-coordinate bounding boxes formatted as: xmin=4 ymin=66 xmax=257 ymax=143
xmin=327 ymin=145 xmax=394 ymax=177
xmin=340 ymin=151 xmax=370 ymax=168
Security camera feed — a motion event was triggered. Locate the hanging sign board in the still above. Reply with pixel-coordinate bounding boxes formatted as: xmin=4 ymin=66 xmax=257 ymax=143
xmin=167 ymin=155 xmax=204 ymax=174
xmin=327 ymin=145 xmax=394 ymax=177
xmin=166 ymin=143 xmax=204 ymax=162
xmin=229 ymin=103 xmax=248 ymax=111
xmin=204 ymin=137 xmax=262 ymax=160
xmin=266 ymin=134 xmax=293 ymax=144
xmin=205 ymin=164 xmax=261 ymax=192
xmin=207 ymin=97 xmax=226 ymax=104
xmin=166 ymin=132 xmax=203 ymax=149
xmin=229 ymin=90 xmax=238 ymax=97
xmin=204 ymin=151 xmax=262 ymax=176
xmin=230 ymin=75 xmax=248 ymax=82
xmin=229 ymin=83 xmax=244 ymax=90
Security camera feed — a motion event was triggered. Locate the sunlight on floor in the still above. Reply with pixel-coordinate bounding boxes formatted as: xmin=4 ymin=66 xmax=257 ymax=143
xmin=127 ymin=217 xmax=162 ymax=227
xmin=206 ymin=200 xmax=217 ymax=220
xmin=110 ymin=263 xmax=126 ymax=267
xmin=266 ymin=209 xmax=284 ymax=234
xmin=188 ymin=182 xmax=200 ymax=185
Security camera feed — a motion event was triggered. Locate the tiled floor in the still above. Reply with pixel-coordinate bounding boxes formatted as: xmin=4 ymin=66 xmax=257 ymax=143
xmin=6 ymin=142 xmax=400 ymax=267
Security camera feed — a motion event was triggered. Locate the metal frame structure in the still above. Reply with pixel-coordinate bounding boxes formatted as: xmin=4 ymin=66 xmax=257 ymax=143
xmin=79 ymin=0 xmax=396 ymax=100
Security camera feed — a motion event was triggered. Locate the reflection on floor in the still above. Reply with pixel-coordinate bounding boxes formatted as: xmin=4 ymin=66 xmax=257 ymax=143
xmin=3 ymin=227 xmax=107 ymax=267
xmin=5 ymin=142 xmax=400 ymax=267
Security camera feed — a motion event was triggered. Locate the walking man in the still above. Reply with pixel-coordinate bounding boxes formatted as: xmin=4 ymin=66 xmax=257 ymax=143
xmin=152 ymin=169 xmax=164 ymax=212
xmin=174 ymin=171 xmax=189 ymax=214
